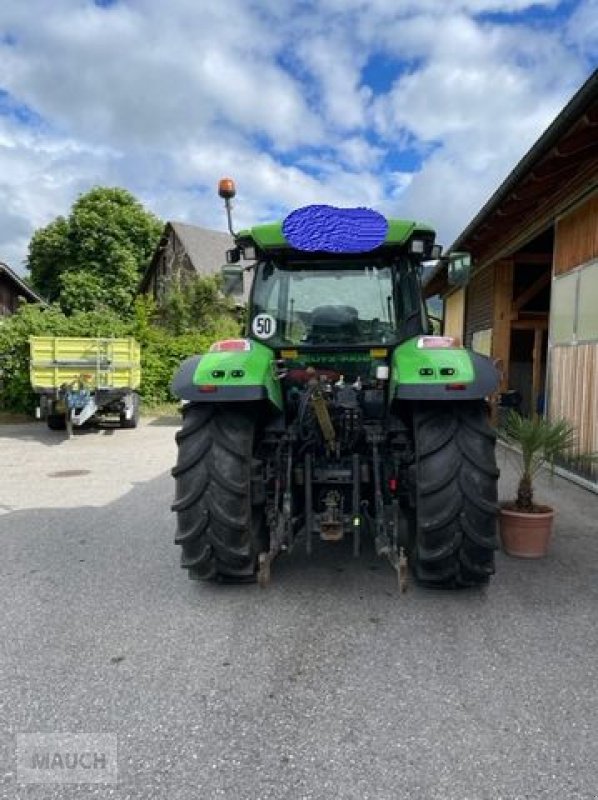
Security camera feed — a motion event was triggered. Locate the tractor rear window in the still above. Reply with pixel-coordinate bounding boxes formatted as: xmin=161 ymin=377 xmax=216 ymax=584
xmin=251 ymin=260 xmax=402 ymax=346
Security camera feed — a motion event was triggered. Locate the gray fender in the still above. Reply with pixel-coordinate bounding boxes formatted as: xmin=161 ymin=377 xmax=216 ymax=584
xmin=171 ymin=355 xmax=202 ymax=402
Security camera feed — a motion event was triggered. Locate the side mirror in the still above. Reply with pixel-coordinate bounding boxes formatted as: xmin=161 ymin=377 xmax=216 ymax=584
xmin=221 ymin=265 xmax=244 ymax=298
xmin=447 ymin=252 xmax=472 ymax=287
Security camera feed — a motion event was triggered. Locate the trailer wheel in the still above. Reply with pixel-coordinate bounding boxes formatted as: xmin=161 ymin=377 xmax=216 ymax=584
xmin=47 ymin=413 xmax=66 ymax=431
xmin=171 ymin=404 xmax=267 ymax=582
xmin=120 ymin=393 xmax=140 ymax=429
xmin=413 ymin=401 xmax=499 ymax=588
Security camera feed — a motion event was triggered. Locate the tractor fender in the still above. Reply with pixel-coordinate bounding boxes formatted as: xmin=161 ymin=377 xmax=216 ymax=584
xmin=392 ymin=342 xmax=500 ymax=401
xmin=171 ymin=342 xmax=283 ymax=410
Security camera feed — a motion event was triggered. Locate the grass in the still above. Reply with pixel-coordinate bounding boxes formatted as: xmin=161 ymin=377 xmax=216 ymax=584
xmin=140 ymin=401 xmax=181 ymax=418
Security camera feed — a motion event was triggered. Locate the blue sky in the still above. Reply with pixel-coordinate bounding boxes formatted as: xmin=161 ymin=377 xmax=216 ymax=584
xmin=0 ymin=0 xmax=597 ymax=272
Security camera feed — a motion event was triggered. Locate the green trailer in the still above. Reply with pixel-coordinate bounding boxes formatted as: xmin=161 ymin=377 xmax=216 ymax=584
xmin=30 ymin=336 xmax=141 ymax=435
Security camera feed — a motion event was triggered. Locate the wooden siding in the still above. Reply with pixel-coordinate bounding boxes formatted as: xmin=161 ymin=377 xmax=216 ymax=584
xmin=0 ymin=274 xmax=21 ymax=315
xmin=550 ymin=343 xmax=598 ymax=467
xmin=464 ymin=267 xmax=494 ymax=347
xmin=491 ymin=260 xmax=514 ymax=392
xmin=554 ymin=193 xmax=598 ymax=275
xmin=444 ymin=288 xmax=465 ymax=339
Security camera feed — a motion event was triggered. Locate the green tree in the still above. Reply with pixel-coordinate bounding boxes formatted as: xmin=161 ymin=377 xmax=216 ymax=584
xmin=59 ymin=271 xmax=110 ymax=314
xmin=157 ymin=273 xmax=237 ymax=335
xmin=27 ymin=216 xmax=70 ymax=301
xmin=27 ymin=187 xmax=163 ymax=313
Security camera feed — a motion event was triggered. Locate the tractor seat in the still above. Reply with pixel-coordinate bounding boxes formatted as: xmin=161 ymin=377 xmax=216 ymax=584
xmin=309 ymin=305 xmax=360 ymax=342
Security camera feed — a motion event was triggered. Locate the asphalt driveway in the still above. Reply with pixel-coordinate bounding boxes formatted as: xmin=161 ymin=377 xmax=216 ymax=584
xmin=1 ymin=418 xmax=597 ymax=799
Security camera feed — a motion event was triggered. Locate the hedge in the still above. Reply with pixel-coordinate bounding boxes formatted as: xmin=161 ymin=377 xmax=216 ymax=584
xmin=0 ymin=300 xmax=240 ymax=414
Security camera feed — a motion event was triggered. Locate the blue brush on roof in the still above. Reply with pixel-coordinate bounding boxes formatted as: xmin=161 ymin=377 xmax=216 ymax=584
xmin=282 ymin=205 xmax=388 ymax=253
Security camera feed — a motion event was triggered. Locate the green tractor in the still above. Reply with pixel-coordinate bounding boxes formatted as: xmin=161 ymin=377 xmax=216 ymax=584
xmin=171 ymin=179 xmax=499 ymax=589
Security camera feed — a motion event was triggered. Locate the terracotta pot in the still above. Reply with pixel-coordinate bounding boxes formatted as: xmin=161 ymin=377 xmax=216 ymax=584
xmin=499 ymin=506 xmax=555 ymax=558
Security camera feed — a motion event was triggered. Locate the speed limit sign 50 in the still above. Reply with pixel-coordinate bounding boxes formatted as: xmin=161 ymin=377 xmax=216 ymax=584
xmin=252 ymin=313 xmax=277 ymax=339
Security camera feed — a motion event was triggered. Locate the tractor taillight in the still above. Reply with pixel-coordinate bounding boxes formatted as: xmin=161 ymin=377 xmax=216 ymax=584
xmin=209 ymin=339 xmax=252 ymax=353
xmin=417 ymin=336 xmax=458 ymax=349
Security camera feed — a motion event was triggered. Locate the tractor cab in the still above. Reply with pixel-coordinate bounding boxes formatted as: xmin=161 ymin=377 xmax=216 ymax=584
xmin=249 ymin=255 xmax=426 ymax=348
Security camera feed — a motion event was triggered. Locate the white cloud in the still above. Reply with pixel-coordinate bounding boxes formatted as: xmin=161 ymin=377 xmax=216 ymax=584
xmin=0 ymin=0 xmax=593 ymax=271
xmin=0 ymin=0 xmax=321 ymax=150
xmin=295 ymin=33 xmax=371 ymax=131
xmin=566 ymin=0 xmax=598 ymax=57
xmin=335 ymin=137 xmax=385 ymax=170
xmin=177 ymin=136 xmax=389 ymax=228
xmin=367 ymin=10 xmax=587 ymax=243
xmin=313 ymin=0 xmax=560 ymax=13
xmin=0 ymin=113 xmax=121 ymax=269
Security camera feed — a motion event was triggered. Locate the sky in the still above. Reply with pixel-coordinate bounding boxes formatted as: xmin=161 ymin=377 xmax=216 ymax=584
xmin=0 ymin=0 xmax=597 ymax=274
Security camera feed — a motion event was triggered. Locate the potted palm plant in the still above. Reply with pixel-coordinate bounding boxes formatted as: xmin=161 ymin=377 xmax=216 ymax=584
xmin=499 ymin=411 xmax=577 ymax=558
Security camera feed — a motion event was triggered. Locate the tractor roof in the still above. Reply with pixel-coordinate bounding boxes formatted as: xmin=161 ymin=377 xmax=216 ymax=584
xmin=237 ymin=217 xmax=435 ymax=251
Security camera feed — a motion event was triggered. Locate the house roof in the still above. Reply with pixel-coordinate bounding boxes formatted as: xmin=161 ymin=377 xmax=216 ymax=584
xmin=138 ymin=221 xmax=233 ymax=293
xmin=170 ymin=222 xmax=233 ymax=274
xmin=0 ymin=261 xmax=46 ymax=304
xmin=425 ymin=68 xmax=598 ymax=296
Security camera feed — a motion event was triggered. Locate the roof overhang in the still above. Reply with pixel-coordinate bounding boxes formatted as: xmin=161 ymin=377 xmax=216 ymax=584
xmin=0 ymin=262 xmax=46 ymax=305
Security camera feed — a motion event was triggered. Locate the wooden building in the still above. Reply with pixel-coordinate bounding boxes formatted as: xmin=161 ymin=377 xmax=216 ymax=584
xmin=426 ymin=69 xmax=598 ymax=481
xmin=0 ymin=261 xmax=45 ymax=316
xmin=139 ymin=221 xmax=232 ymax=301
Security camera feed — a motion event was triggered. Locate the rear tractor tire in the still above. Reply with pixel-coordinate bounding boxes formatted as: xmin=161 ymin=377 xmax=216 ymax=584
xmin=172 ymin=404 xmax=267 ymax=582
xmin=413 ymin=400 xmax=499 ymax=588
